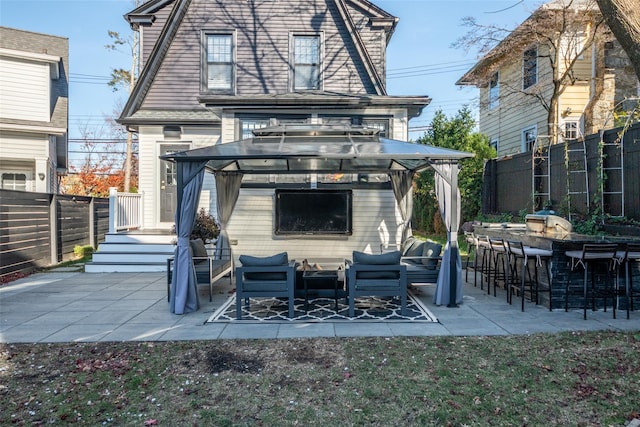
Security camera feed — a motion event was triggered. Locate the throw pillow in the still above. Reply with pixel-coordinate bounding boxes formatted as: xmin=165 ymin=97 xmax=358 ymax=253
xmin=353 ymin=250 xmax=401 ymax=265
xmin=190 ymin=239 xmax=208 ymax=258
xmin=239 ymin=252 xmax=289 ymax=281
xmin=422 ymin=242 xmax=442 ymax=268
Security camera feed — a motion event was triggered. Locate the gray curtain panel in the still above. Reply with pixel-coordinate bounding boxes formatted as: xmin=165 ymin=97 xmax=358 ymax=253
xmin=170 ymin=161 xmax=207 ymax=315
xmin=431 ymin=162 xmax=463 ymax=306
xmin=214 ymin=172 xmax=243 ymax=256
xmin=390 ymin=170 xmax=415 ymax=243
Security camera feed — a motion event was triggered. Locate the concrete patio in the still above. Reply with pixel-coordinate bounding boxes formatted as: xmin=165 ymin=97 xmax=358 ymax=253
xmin=1 ymin=268 xmax=638 ymax=343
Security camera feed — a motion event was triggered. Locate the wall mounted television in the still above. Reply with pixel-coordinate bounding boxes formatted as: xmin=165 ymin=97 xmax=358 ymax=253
xmin=275 ymin=190 xmax=352 ymax=235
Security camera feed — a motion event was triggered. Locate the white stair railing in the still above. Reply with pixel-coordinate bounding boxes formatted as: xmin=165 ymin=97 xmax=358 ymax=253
xmin=109 ymin=187 xmax=144 ymax=233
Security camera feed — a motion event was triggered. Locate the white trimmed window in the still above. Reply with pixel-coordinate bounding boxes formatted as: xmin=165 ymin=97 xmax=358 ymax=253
xmin=564 ymin=121 xmax=579 ymax=140
xmin=240 ymin=118 xmax=271 ymax=140
xmin=522 ymin=125 xmax=537 ymax=152
xmin=292 ymin=35 xmax=320 ymax=90
xmin=1 ymin=172 xmax=27 ymax=191
xmin=523 ymin=47 xmax=538 ymax=90
xmin=488 ymin=72 xmax=499 ymax=110
xmin=205 ymin=33 xmax=234 ymax=92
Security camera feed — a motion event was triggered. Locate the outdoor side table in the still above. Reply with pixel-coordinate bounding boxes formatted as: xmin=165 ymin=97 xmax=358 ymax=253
xmin=302 ymin=270 xmax=340 ymax=312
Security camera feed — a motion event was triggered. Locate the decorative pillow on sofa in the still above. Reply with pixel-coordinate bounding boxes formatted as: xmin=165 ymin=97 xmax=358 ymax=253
xmin=189 ymin=239 xmax=209 ymax=263
xmin=239 ymin=252 xmax=289 ymax=280
xmin=403 ymin=240 xmax=425 ymax=258
xmin=401 ymin=237 xmax=418 ymax=256
xmin=352 ymin=251 xmax=401 ymax=279
xmin=422 ymin=242 xmax=442 ymax=269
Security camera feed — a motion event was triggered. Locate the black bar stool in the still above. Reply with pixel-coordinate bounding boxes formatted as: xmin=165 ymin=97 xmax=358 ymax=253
xmin=565 ymin=243 xmax=619 ymax=320
xmin=464 ymin=231 xmax=477 ymax=284
xmin=617 ymin=243 xmax=640 ymax=319
xmin=506 ymin=240 xmax=553 ymax=311
xmin=488 ymin=237 xmax=508 ymax=297
xmin=475 ymin=234 xmax=492 ymax=291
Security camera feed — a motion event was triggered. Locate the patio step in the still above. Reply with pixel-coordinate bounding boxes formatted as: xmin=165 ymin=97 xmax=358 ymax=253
xmin=84 ymin=261 xmax=168 ymax=273
xmin=85 ymin=230 xmax=176 ymax=273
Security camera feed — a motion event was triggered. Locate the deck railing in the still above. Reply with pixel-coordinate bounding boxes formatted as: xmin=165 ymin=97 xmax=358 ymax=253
xmin=109 ymin=188 xmax=144 ymax=232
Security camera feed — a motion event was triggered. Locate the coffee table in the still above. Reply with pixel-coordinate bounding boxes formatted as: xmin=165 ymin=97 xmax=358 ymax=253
xmin=302 ymin=270 xmax=340 ymax=312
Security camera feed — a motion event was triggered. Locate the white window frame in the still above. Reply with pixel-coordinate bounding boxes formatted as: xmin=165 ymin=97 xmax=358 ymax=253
xmin=523 ymin=47 xmax=538 ymax=90
xmin=522 ymin=125 xmax=537 ymax=152
xmin=1 ymin=171 xmax=30 ymax=191
xmin=488 ymin=72 xmax=499 ymax=110
xmin=203 ymin=32 xmax=235 ymax=93
xmin=291 ymin=34 xmax=322 ymax=91
xmin=563 ymin=121 xmax=579 ymax=140
xmin=560 ymin=31 xmax=586 ymax=62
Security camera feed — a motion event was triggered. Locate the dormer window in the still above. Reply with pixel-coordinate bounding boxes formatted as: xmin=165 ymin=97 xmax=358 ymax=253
xmin=204 ymin=33 xmax=234 ymax=93
xmin=292 ymin=35 xmax=321 ymax=90
xmin=523 ymin=47 xmax=538 ymax=89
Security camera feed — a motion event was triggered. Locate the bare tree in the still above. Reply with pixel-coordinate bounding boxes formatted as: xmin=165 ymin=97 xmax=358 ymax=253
xmin=596 ymin=0 xmax=640 ymax=81
xmin=455 ymin=0 xmax=607 ymax=145
xmin=105 ymin=0 xmax=141 ymax=192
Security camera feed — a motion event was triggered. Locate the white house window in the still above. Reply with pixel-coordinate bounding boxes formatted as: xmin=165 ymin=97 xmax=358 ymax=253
xmin=240 ymin=118 xmax=271 ymax=139
xmin=522 ymin=126 xmax=537 ymax=152
xmin=1 ymin=173 xmax=27 ymax=191
xmin=564 ymin=121 xmax=579 ymax=140
xmin=206 ymin=33 xmax=233 ymax=92
xmin=560 ymin=31 xmax=586 ymax=62
xmin=523 ymin=47 xmax=538 ymax=90
xmin=293 ymin=35 xmax=320 ymax=90
xmin=362 ymin=118 xmax=389 ymax=138
xmin=488 ymin=72 xmax=499 ymax=110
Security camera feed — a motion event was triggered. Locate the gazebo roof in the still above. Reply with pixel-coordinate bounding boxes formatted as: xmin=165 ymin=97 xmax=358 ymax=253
xmin=160 ymin=124 xmax=473 ymax=174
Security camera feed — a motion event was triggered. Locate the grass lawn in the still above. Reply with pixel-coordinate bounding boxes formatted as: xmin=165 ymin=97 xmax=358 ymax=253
xmin=2 ymin=331 xmax=639 ymax=426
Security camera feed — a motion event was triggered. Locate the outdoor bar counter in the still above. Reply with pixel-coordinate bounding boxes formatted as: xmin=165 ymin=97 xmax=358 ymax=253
xmin=473 ymin=223 xmax=640 ymax=310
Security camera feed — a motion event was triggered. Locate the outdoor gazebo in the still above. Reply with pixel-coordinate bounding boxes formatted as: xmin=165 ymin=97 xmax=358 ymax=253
xmin=160 ymin=125 xmax=474 ymax=314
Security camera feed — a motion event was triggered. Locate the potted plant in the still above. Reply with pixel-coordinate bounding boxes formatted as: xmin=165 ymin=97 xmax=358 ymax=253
xmin=171 ymin=209 xmax=220 ymax=243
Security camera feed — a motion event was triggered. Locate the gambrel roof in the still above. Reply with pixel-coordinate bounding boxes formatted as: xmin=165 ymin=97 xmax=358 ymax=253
xmin=118 ymin=0 xmax=429 ymax=125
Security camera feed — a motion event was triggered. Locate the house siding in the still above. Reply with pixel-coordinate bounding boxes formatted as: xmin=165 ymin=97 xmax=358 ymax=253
xmin=137 ymin=125 xmax=220 ymax=227
xmin=227 ymin=188 xmax=402 ymax=262
xmin=479 ymin=56 xmax=549 ymax=155
xmin=140 ymin=0 xmax=381 ymax=110
xmin=0 ymin=27 xmax=68 ymax=192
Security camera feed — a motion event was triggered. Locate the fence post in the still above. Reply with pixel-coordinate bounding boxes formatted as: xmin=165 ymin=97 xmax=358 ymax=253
xmin=108 ymin=187 xmax=118 ymax=233
xmin=49 ymin=193 xmax=59 ymax=264
xmin=89 ymin=196 xmax=96 ymax=248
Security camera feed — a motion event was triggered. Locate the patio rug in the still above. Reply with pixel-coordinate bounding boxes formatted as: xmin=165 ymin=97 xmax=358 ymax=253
xmin=206 ymin=291 xmax=437 ymax=323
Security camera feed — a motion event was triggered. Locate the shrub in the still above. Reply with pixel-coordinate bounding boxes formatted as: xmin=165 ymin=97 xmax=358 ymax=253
xmin=74 ymin=245 xmax=94 ymax=259
xmin=190 ymin=209 xmax=220 ymax=242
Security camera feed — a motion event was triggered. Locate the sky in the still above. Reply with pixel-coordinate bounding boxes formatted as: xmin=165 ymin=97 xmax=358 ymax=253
xmin=0 ymin=0 xmax=544 ymax=142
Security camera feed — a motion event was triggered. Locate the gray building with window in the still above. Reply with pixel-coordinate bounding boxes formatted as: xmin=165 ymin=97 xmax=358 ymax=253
xmin=0 ymin=27 xmax=68 ymax=193
xmin=118 ymin=0 xmax=430 ymax=259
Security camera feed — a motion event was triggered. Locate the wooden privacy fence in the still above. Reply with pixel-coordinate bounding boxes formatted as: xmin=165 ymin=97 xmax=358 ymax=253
xmin=483 ymin=122 xmax=640 ymax=221
xmin=0 ymin=189 xmax=109 ymax=280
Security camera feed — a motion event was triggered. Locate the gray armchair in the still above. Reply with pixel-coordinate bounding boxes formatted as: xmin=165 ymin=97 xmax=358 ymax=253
xmin=166 ymin=238 xmax=232 ymax=302
xmin=346 ymin=250 xmax=407 ymax=317
xmin=235 ymin=252 xmax=296 ymax=319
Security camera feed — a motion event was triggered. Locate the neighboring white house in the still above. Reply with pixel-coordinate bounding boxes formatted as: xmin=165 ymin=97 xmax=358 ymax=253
xmin=0 ymin=27 xmax=69 ymax=193
xmin=117 ymin=0 xmax=430 ymax=261
xmin=456 ymin=0 xmax=639 ymax=157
